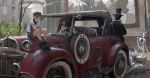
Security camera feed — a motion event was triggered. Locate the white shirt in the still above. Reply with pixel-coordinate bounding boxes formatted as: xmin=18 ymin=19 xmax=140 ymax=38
xmin=26 ymin=20 xmax=36 ymax=33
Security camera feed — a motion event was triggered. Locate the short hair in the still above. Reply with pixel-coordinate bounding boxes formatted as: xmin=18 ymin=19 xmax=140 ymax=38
xmin=33 ymin=12 xmax=42 ymax=17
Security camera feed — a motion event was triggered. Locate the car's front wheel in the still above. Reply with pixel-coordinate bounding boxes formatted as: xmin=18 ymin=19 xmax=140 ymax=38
xmin=45 ymin=61 xmax=72 ymax=78
xmin=109 ymin=50 xmax=127 ymax=78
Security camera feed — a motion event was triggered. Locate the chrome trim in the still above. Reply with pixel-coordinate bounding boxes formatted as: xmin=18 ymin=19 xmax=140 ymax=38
xmin=5 ymin=32 xmax=10 ymax=38
xmin=0 ymin=52 xmax=23 ymax=76
xmin=13 ymin=63 xmax=20 ymax=70
xmin=23 ymin=52 xmax=28 ymax=58
xmin=22 ymin=40 xmax=31 ymax=52
xmin=0 ymin=54 xmax=12 ymax=76
xmin=12 ymin=63 xmax=20 ymax=75
xmin=0 ymin=39 xmax=2 ymax=47
xmin=1 ymin=37 xmax=19 ymax=50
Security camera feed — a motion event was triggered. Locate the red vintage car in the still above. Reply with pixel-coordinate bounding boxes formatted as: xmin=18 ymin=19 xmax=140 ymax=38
xmin=0 ymin=10 xmax=130 ymax=78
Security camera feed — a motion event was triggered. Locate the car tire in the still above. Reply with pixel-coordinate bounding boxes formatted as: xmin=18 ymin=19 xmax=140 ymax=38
xmin=70 ymin=34 xmax=90 ymax=64
xmin=45 ymin=61 xmax=72 ymax=78
xmin=109 ymin=50 xmax=127 ymax=78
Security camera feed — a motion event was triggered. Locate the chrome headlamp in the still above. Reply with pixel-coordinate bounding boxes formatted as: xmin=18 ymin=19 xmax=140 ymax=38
xmin=22 ymin=40 xmax=31 ymax=52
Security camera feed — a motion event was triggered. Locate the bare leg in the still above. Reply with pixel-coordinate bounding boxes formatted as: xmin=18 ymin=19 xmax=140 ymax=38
xmin=33 ymin=28 xmax=50 ymax=51
xmin=42 ymin=28 xmax=49 ymax=39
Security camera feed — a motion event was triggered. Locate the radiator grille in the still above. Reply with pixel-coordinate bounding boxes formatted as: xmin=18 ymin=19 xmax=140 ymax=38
xmin=2 ymin=38 xmax=18 ymax=49
xmin=0 ymin=49 xmax=23 ymax=77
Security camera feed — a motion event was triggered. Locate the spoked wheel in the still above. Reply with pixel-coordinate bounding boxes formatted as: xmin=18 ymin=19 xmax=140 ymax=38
xmin=46 ymin=61 xmax=72 ymax=78
xmin=109 ymin=50 xmax=127 ymax=78
xmin=70 ymin=34 xmax=90 ymax=64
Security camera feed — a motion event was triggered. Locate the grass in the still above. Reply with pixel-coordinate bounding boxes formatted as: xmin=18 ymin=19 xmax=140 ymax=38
xmin=0 ymin=21 xmax=24 ymax=38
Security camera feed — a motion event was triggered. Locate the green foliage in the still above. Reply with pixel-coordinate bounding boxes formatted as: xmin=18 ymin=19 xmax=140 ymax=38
xmin=0 ymin=21 xmax=23 ymax=38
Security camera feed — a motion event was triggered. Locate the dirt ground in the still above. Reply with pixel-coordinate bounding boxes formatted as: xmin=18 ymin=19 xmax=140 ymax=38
xmin=124 ymin=61 xmax=150 ymax=78
xmin=104 ymin=53 xmax=150 ymax=78
xmin=124 ymin=53 xmax=150 ymax=78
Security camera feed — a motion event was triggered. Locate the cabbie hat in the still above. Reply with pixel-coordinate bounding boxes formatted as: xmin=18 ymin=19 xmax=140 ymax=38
xmin=33 ymin=12 xmax=42 ymax=17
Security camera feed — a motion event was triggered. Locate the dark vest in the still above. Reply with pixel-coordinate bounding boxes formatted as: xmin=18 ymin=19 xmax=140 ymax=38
xmin=27 ymin=21 xmax=36 ymax=41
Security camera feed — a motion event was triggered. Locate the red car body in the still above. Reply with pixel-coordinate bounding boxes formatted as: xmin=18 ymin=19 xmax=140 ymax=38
xmin=20 ymin=36 xmax=128 ymax=78
xmin=0 ymin=10 xmax=129 ymax=78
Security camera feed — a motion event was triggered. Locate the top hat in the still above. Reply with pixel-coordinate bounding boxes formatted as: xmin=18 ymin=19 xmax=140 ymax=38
xmin=114 ymin=8 xmax=123 ymax=16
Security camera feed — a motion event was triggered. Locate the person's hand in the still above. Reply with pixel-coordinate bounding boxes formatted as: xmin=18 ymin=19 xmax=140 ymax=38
xmin=42 ymin=28 xmax=48 ymax=36
xmin=60 ymin=27 xmax=69 ymax=33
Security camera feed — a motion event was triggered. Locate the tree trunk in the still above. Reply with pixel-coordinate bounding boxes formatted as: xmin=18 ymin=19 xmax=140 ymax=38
xmin=18 ymin=0 xmax=31 ymax=35
xmin=18 ymin=0 xmax=24 ymax=35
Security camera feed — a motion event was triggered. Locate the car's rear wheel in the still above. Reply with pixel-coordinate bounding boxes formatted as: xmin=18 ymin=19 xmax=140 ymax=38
xmin=109 ymin=50 xmax=127 ymax=78
xmin=46 ymin=61 xmax=72 ymax=78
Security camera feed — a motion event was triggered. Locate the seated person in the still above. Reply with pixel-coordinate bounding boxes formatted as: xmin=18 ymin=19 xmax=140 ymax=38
xmin=27 ymin=12 xmax=50 ymax=51
xmin=59 ymin=22 xmax=70 ymax=33
xmin=26 ymin=12 xmax=48 ymax=41
xmin=57 ymin=16 xmax=72 ymax=33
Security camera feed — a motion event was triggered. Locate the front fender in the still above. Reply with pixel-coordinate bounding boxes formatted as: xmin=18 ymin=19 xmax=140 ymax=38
xmin=106 ymin=42 xmax=129 ymax=65
xmin=19 ymin=48 xmax=76 ymax=78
